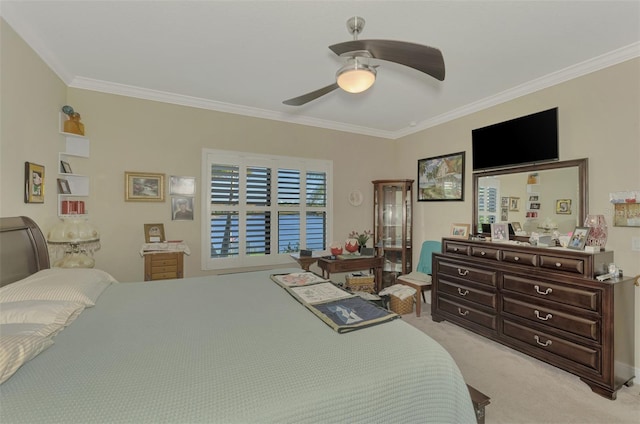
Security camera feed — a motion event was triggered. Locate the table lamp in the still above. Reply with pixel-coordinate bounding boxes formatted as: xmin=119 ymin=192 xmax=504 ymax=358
xmin=47 ymin=217 xmax=101 ymax=268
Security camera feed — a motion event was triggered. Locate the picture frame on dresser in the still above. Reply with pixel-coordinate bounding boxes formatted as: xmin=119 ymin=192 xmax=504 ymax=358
xmin=450 ymin=223 xmax=470 ymax=239
xmin=490 ymin=222 xmax=509 ymax=241
xmin=144 ymin=223 xmax=165 ymax=243
xmin=568 ymin=226 xmax=590 ymax=250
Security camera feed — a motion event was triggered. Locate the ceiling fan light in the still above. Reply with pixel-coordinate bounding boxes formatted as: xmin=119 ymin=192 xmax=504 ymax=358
xmin=336 ymin=60 xmax=376 ymax=94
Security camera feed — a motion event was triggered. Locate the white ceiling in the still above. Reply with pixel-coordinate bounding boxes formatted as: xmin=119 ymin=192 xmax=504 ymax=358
xmin=2 ymin=1 xmax=639 ymax=139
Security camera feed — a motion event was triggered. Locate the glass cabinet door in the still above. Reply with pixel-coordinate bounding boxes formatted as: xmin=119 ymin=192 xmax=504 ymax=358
xmin=373 ymin=180 xmax=413 ymax=288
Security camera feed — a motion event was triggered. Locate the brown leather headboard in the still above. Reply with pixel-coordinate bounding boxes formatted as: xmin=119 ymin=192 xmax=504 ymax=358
xmin=0 ymin=216 xmax=50 ymax=287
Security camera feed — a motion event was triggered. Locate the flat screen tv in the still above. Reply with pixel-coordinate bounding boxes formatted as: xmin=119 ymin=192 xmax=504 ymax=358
xmin=472 ymin=108 xmax=558 ymax=171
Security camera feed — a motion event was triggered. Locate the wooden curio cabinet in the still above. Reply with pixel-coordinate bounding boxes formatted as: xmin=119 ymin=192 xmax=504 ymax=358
xmin=372 ymin=180 xmax=413 ymax=288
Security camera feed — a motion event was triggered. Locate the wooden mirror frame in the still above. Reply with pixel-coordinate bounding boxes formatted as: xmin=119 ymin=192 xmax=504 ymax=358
xmin=472 ymin=158 xmax=588 ymax=235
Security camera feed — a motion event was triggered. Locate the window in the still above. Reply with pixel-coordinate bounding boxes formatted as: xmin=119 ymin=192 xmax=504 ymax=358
xmin=478 ymin=181 xmax=499 ymax=225
xmin=202 ymin=149 xmax=332 ymax=270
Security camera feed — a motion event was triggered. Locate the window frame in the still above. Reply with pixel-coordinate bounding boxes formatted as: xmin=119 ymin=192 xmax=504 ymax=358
xmin=201 ymin=148 xmax=333 ymax=270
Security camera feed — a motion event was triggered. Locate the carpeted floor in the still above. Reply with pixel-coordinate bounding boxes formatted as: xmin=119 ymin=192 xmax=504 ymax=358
xmin=402 ymin=301 xmax=640 ymax=424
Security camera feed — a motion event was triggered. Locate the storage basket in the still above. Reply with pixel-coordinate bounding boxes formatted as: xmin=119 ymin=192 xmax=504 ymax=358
xmin=345 ymin=274 xmax=375 ymax=293
xmin=389 ymin=294 xmax=414 ymax=315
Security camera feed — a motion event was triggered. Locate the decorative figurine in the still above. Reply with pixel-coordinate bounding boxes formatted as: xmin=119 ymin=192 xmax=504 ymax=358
xmin=61 ymin=105 xmax=85 ymax=135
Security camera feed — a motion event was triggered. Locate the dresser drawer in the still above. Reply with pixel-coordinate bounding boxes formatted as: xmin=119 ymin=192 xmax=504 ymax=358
xmin=470 ymin=245 xmax=500 ymax=261
xmin=439 ymin=278 xmax=497 ymax=310
xmin=150 ymin=271 xmax=179 ymax=280
xmin=444 ymin=241 xmax=470 ymax=256
xmin=502 ymin=297 xmax=600 ymax=341
xmin=502 ymin=320 xmax=600 ymax=372
xmin=437 ymin=297 xmax=497 ymax=331
xmin=539 ymin=255 xmax=585 ymax=275
xmin=502 ymin=275 xmax=599 ymax=311
xmin=437 ymin=260 xmax=497 ymax=287
xmin=150 ymin=257 xmax=178 ymax=267
xmin=501 ymin=250 xmax=537 ymax=267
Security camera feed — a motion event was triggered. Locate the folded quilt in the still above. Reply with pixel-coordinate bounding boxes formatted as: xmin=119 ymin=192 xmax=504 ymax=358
xmin=379 ymin=284 xmax=417 ymax=300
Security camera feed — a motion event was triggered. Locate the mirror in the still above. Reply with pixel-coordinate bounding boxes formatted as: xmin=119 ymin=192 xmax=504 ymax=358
xmin=472 ymin=159 xmax=588 ymax=236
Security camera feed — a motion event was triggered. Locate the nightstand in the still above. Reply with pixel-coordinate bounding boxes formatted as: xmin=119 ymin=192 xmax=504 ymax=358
xmin=144 ymin=251 xmax=184 ymax=281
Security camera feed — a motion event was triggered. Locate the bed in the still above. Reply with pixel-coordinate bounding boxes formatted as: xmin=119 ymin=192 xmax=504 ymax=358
xmin=0 ymin=216 xmax=475 ymax=423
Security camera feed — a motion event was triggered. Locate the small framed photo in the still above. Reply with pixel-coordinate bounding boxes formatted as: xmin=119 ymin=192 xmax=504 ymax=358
xmin=171 ymin=196 xmax=194 ymax=221
xmin=60 ymin=160 xmax=72 ymax=174
xmin=450 ymin=223 xmax=470 ymax=239
xmin=57 ymin=178 xmax=71 ymax=194
xmin=509 ymin=197 xmax=520 ymax=211
xmin=24 ymin=162 xmax=45 ymax=203
xmin=511 ymin=222 xmax=522 ymax=232
xmin=501 ymin=197 xmax=509 ymax=207
xmin=170 ymin=176 xmax=196 ymax=196
xmin=144 ymin=223 xmax=165 ymax=243
xmin=556 ymin=199 xmax=572 ymax=214
xmin=491 ymin=223 xmax=509 ymax=241
xmin=125 ymin=171 xmax=165 ymax=202
xmin=568 ymin=227 xmax=590 ymax=250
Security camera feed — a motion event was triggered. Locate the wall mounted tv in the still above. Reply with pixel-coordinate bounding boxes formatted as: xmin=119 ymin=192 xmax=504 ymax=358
xmin=472 ymin=108 xmax=558 ymax=171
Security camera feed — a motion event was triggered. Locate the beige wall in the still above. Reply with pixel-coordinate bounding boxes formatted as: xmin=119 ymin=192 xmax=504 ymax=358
xmin=2 ymin=19 xmax=639 ymax=369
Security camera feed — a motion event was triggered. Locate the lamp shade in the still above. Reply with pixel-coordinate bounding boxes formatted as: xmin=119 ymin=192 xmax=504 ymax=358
xmin=336 ymin=58 xmax=376 ymax=93
xmin=47 ymin=218 xmax=100 ymax=243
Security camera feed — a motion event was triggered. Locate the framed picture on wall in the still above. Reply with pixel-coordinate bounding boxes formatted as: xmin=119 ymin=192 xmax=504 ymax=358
xmin=417 ymin=151 xmax=465 ymax=201
xmin=169 ymin=176 xmax=196 ymax=196
xmin=125 ymin=171 xmax=165 ymax=202
xmin=24 ymin=162 xmax=45 ymax=203
xmin=556 ymin=199 xmax=572 ymax=214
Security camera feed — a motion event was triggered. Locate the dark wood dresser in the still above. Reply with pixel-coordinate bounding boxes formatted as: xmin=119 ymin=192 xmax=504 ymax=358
xmin=432 ymin=237 xmax=635 ymax=400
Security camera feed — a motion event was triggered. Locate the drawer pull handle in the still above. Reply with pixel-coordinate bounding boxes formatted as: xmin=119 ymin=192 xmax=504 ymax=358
xmin=457 ymin=308 xmax=469 ymax=316
xmin=534 ymin=310 xmax=553 ymax=321
xmin=514 ymin=256 xmax=520 ymax=261
xmin=534 ymin=335 xmax=552 ymax=347
xmin=457 ymin=288 xmax=469 ymax=296
xmin=453 ymin=247 xmax=459 ymax=252
xmin=480 ymin=251 xmax=486 ymax=256
xmin=555 ymin=262 xmax=562 ymax=267
xmin=534 ymin=285 xmax=552 ymax=295
xmin=457 ymin=268 xmax=469 ymax=276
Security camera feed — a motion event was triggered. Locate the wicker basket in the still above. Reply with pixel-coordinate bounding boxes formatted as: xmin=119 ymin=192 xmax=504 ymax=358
xmin=345 ymin=274 xmax=375 ymax=293
xmin=389 ymin=294 xmax=414 ymax=315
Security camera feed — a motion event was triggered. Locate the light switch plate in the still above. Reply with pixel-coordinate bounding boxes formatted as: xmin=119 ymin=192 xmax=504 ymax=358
xmin=632 ymin=237 xmax=640 ymax=252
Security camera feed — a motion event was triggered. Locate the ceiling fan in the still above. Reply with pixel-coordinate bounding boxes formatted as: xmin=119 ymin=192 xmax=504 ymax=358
xmin=283 ymin=16 xmax=445 ymax=106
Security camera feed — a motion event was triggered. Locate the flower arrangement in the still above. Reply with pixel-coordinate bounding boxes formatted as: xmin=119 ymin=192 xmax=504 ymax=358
xmin=349 ymin=229 xmax=373 ymax=247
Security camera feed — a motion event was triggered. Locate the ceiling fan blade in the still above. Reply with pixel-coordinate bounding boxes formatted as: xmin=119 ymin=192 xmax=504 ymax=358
xmin=283 ymin=83 xmax=340 ymax=106
xmin=329 ymin=39 xmax=445 ymax=81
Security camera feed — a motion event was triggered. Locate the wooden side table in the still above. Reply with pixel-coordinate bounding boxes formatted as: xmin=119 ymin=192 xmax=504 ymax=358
xmin=317 ymin=256 xmax=384 ymax=292
xmin=144 ymin=251 xmax=184 ymax=281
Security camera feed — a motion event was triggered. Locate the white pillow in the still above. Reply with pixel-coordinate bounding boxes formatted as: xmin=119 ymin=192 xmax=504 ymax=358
xmin=0 ymin=268 xmax=117 ymax=306
xmin=0 ymin=301 xmax=85 ymax=327
xmin=0 ymin=323 xmax=63 ymax=338
xmin=0 ymin=335 xmax=54 ymax=384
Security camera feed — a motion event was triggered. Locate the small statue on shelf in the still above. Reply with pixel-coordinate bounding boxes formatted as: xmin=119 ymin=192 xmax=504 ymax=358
xmin=61 ymin=105 xmax=85 ymax=136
